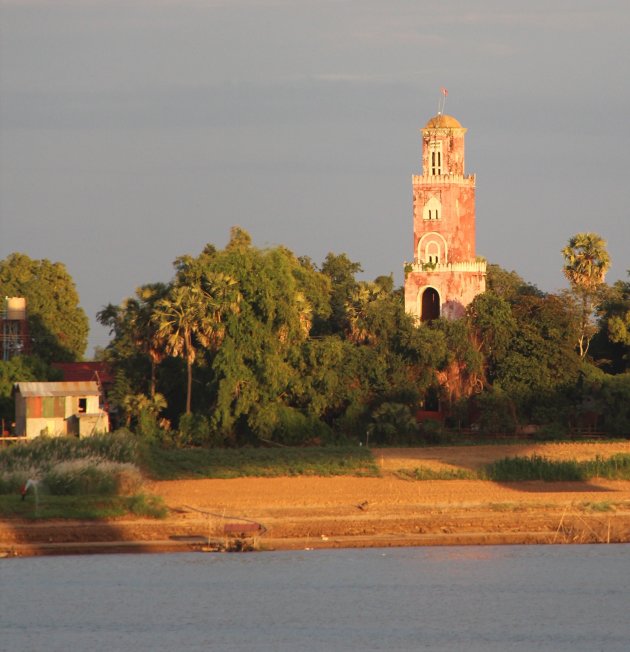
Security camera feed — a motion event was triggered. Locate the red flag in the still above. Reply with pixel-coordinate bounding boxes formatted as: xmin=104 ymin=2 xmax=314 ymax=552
xmin=441 ymin=87 xmax=448 ymax=96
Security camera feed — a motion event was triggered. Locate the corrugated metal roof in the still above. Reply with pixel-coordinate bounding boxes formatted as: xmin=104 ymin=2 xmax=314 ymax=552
xmin=15 ymin=381 xmax=101 ymax=397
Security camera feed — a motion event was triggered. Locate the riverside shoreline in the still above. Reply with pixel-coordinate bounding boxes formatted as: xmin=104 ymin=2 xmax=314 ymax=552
xmin=3 ymin=442 xmax=630 ymax=557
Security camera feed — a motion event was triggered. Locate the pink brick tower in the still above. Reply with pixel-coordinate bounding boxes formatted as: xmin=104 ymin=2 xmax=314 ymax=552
xmin=404 ymin=113 xmax=486 ymax=321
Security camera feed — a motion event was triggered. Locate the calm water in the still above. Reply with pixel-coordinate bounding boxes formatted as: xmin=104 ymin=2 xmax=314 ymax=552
xmin=1 ymin=545 xmax=629 ymax=651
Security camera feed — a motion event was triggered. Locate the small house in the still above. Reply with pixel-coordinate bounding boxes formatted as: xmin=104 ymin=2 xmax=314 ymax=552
xmin=14 ymin=381 xmax=110 ymax=438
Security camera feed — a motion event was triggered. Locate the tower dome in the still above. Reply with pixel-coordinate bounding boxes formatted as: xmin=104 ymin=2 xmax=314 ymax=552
xmin=424 ymin=114 xmax=462 ymax=129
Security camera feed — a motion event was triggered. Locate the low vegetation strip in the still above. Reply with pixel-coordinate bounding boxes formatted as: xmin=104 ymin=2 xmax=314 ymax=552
xmin=141 ymin=445 xmax=379 ymax=480
xmin=0 ymin=432 xmax=142 ymax=496
xmin=395 ymin=467 xmax=478 ymax=481
xmin=0 ymin=431 xmax=138 ymax=472
xmin=485 ymin=454 xmax=630 ymax=482
xmin=0 ymin=433 xmax=166 ymax=520
xmin=0 ymin=493 xmax=167 ymax=520
xmin=394 ymin=454 xmax=630 ymax=482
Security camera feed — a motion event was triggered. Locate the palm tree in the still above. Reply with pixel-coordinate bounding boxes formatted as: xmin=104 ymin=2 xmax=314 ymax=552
xmin=562 ymin=232 xmax=611 ymax=357
xmin=128 ymin=284 xmax=169 ymax=398
xmin=97 ymin=284 xmax=169 ymax=398
xmin=122 ymin=392 xmax=167 ymax=428
xmin=151 ymin=274 xmax=240 ymax=414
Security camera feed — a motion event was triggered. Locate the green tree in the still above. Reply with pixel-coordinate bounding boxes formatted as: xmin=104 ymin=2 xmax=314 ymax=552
xmin=97 ymin=283 xmax=169 ymax=398
xmin=593 ymin=271 xmax=630 ymax=372
xmin=0 ymin=253 xmax=89 ymax=361
xmin=368 ymin=402 xmax=419 ymax=445
xmin=486 ymin=263 xmax=542 ymax=302
xmin=467 ymin=292 xmax=517 ymax=383
xmin=320 ymin=252 xmax=363 ymax=333
xmin=494 ymin=292 xmax=581 ymax=422
xmin=122 ymin=392 xmax=167 ymax=434
xmin=562 ymin=233 xmax=611 ymax=358
xmin=152 ymin=273 xmax=241 ymax=415
xmin=430 ymin=318 xmax=484 ymax=406
xmin=199 ymin=233 xmax=324 ymax=440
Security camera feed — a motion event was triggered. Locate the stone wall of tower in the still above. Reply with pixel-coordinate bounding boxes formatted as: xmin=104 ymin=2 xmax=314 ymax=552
xmin=404 ymin=114 xmax=486 ymax=322
xmin=412 ymin=176 xmax=476 ymax=262
xmin=404 ymin=264 xmax=486 ymax=320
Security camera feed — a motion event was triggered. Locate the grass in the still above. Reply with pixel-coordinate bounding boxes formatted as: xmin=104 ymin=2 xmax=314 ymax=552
xmin=485 ymin=454 xmax=630 ymax=482
xmin=0 ymin=431 xmax=139 ymax=472
xmin=0 ymin=493 xmax=167 ymax=520
xmin=141 ymin=444 xmax=380 ymax=480
xmin=390 ymin=454 xmax=630 ymax=483
xmin=0 ymin=432 xmax=162 ymax=520
xmin=580 ymin=501 xmax=615 ymax=513
xmin=0 ymin=431 xmax=146 ymax=499
xmin=488 ymin=502 xmax=528 ymax=512
xmin=395 ymin=466 xmax=477 ymax=481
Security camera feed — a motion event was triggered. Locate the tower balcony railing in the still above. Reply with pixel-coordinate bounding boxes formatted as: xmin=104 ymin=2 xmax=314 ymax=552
xmin=412 ymin=173 xmax=475 ymax=185
xmin=405 ymin=260 xmax=487 ymax=274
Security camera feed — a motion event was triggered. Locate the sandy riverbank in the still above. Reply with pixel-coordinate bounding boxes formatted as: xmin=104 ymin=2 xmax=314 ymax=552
xmin=2 ymin=441 xmax=630 ymax=556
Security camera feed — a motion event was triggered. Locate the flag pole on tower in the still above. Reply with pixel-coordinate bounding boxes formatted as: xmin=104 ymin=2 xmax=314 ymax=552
xmin=438 ymin=87 xmax=448 ymax=114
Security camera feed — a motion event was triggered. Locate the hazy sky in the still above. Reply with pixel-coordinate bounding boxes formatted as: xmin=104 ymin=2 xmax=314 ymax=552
xmin=1 ymin=0 xmax=629 ymax=355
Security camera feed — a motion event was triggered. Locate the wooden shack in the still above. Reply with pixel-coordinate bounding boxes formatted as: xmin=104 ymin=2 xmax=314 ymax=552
xmin=14 ymin=381 xmax=110 ymax=438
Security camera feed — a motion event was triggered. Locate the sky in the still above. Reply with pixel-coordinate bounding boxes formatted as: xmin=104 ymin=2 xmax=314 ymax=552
xmin=1 ymin=0 xmax=629 ymax=356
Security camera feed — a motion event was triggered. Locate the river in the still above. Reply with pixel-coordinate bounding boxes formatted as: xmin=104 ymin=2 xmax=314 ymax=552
xmin=1 ymin=545 xmax=629 ymax=651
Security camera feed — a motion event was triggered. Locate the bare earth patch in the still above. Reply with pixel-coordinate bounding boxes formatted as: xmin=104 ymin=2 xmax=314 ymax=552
xmin=3 ymin=441 xmax=630 ymax=555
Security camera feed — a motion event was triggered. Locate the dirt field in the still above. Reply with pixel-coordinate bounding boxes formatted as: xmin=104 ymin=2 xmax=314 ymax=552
xmin=3 ymin=441 xmax=630 ymax=556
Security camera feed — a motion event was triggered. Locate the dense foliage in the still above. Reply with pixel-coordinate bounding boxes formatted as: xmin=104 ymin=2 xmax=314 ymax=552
xmin=91 ymin=228 xmax=630 ymax=443
xmin=3 ymin=229 xmax=629 ymax=443
xmin=0 ymin=253 xmax=88 ymax=361
xmin=97 ymin=228 xmax=447 ymax=445
xmin=0 ymin=253 xmax=91 ymax=425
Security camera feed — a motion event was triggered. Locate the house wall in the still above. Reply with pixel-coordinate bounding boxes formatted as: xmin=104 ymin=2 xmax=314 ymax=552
xmin=15 ymin=391 xmax=107 ymax=438
xmin=14 ymin=395 xmax=26 ymax=437
xmin=64 ymin=394 xmax=100 ymax=418
xmin=78 ymin=413 xmax=110 ymax=436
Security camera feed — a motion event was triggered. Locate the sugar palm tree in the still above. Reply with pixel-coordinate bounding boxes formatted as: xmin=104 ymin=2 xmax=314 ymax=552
xmin=152 ymin=274 xmax=240 ymax=414
xmin=97 ymin=284 xmax=169 ymax=398
xmin=129 ymin=284 xmax=169 ymax=398
xmin=562 ymin=232 xmax=611 ymax=358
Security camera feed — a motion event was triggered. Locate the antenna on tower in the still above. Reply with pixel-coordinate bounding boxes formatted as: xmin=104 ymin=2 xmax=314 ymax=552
xmin=438 ymin=87 xmax=448 ymax=114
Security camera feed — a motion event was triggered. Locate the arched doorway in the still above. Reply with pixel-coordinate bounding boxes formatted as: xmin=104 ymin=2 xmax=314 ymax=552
xmin=421 ymin=287 xmax=440 ymax=321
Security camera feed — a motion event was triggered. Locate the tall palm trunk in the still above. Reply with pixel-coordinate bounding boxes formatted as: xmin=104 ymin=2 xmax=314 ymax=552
xmin=186 ymin=359 xmax=193 ymax=414
xmin=150 ymin=360 xmax=157 ymax=399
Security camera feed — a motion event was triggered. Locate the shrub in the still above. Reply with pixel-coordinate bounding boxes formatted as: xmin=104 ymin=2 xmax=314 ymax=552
xmin=43 ymin=459 xmax=143 ymax=496
xmin=533 ymin=422 xmax=568 ymax=441
xmin=420 ymin=418 xmax=451 ymax=445
xmin=271 ymin=406 xmax=334 ymax=446
xmin=486 ymin=455 xmax=585 ymax=481
xmin=0 ymin=432 xmax=143 ymax=496
xmin=176 ymin=413 xmax=225 ymax=447
xmin=0 ymin=431 xmax=138 ymax=473
xmin=475 ymin=389 xmax=517 ymax=435
xmin=485 ymin=454 xmax=630 ymax=482
xmin=126 ymin=494 xmax=168 ymax=518
xmin=368 ymin=402 xmax=419 ymax=445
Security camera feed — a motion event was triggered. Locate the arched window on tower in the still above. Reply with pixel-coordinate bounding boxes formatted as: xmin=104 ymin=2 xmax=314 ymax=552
xmin=420 ymin=288 xmax=440 ymax=322
xmin=428 ymin=142 xmax=442 ymax=175
xmin=425 ymin=241 xmax=440 ymax=265
xmin=418 ymin=232 xmax=448 ymax=266
xmin=422 ymin=196 xmax=441 ymax=221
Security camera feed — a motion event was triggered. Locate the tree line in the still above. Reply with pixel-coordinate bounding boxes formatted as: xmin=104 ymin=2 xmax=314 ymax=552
xmin=1 ymin=229 xmax=629 ymax=443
